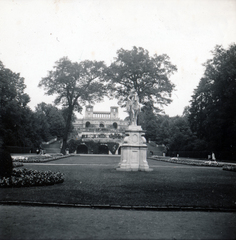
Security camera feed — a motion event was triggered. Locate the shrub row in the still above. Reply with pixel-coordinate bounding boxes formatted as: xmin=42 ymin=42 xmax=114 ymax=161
xmin=0 ymin=168 xmax=64 ymax=188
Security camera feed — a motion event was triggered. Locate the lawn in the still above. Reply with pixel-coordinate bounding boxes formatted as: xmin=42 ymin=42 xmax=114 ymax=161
xmin=1 ymin=155 xmax=236 ymax=210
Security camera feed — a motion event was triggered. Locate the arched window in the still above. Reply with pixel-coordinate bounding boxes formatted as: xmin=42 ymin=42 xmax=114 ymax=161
xmin=113 ymin=122 xmax=118 ymax=129
xmin=85 ymin=121 xmax=90 ymax=128
xmin=99 ymin=123 xmax=104 ymax=128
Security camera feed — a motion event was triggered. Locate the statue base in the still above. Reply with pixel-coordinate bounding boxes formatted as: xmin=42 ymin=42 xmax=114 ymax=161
xmin=116 ymin=125 xmax=153 ymax=172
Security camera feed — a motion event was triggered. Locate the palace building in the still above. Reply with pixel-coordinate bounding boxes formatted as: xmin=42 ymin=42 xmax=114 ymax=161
xmin=73 ymin=105 xmax=129 ymax=140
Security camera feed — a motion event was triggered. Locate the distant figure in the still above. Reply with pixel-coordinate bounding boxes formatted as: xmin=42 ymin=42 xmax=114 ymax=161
xmin=126 ymin=89 xmax=140 ymax=125
xmin=36 ymin=149 xmax=40 ymax=155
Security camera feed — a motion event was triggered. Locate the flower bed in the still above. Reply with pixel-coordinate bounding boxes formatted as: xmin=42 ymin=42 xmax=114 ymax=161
xmin=12 ymin=153 xmax=70 ymax=163
xmin=151 ymin=156 xmax=224 ymax=167
xmin=13 ymin=162 xmax=24 ymax=168
xmin=0 ymin=168 xmax=64 ymax=187
xmin=223 ymin=165 xmax=236 ymax=172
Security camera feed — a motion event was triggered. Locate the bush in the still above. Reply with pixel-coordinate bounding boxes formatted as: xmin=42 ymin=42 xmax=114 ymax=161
xmin=0 ymin=150 xmax=13 ymax=177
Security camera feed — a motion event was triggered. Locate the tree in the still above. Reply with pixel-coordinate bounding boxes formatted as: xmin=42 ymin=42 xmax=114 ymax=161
xmin=0 ymin=60 xmax=33 ymax=147
xmin=138 ymin=102 xmax=159 ymax=141
xmin=0 ymin=61 xmax=30 ymax=109
xmin=106 ymin=46 xmax=177 ymax=112
xmin=0 ymin=61 xmax=57 ymax=149
xmin=167 ymin=116 xmax=197 ymax=151
xmin=35 ymin=102 xmax=66 ymax=139
xmin=155 ymin=115 xmax=172 ymax=146
xmin=38 ymin=57 xmax=107 ymax=154
xmin=189 ymin=44 xmax=236 ymax=155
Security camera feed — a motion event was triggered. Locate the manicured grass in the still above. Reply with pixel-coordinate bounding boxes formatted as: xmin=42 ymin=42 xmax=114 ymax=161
xmin=1 ymin=155 xmax=236 ymax=209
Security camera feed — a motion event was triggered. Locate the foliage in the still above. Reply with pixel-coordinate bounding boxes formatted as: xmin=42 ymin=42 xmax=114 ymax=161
xmin=189 ymin=44 xmax=236 ymax=153
xmin=107 ymin=142 xmax=120 ymax=154
xmin=167 ymin=117 xmax=200 ymax=151
xmin=67 ymin=139 xmax=120 ymax=154
xmin=39 ymin=57 xmax=107 ymax=154
xmin=0 ymin=61 xmax=30 ymax=108
xmin=12 ymin=153 xmax=66 ymax=163
xmin=35 ymin=102 xmax=66 ymax=139
xmin=0 ymin=168 xmax=64 ymax=187
xmin=152 ymin=156 xmax=222 ymax=167
xmin=67 ymin=139 xmax=82 ymax=153
xmin=84 ymin=140 xmax=101 ymax=154
xmin=0 ymin=61 xmax=48 ymax=148
xmin=108 ymin=133 xmax=123 ymax=139
xmin=13 ymin=162 xmax=24 ymax=168
xmin=144 ymin=113 xmax=208 ymax=153
xmin=0 ymin=150 xmax=13 ymax=177
xmin=223 ymin=165 xmax=236 ymax=172
xmin=138 ymin=102 xmax=159 ymax=141
xmin=106 ymin=46 xmax=177 ymax=112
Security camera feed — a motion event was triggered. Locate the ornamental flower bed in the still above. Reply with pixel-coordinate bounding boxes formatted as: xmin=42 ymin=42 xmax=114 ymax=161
xmin=0 ymin=168 xmax=64 ymax=188
xmin=223 ymin=165 xmax=236 ymax=172
xmin=12 ymin=153 xmax=69 ymax=163
xmin=13 ymin=162 xmax=24 ymax=168
xmin=151 ymin=156 xmax=224 ymax=167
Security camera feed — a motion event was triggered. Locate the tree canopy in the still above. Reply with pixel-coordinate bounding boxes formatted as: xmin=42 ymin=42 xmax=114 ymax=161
xmin=35 ymin=102 xmax=66 ymax=139
xmin=0 ymin=61 xmax=30 ymax=109
xmin=189 ymin=44 xmax=236 ymax=154
xmin=38 ymin=57 xmax=107 ymax=154
xmin=106 ymin=46 xmax=177 ymax=112
xmin=0 ymin=61 xmax=31 ymax=146
xmin=0 ymin=61 xmax=49 ymax=148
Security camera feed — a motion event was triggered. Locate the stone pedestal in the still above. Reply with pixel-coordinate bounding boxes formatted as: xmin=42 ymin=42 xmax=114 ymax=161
xmin=116 ymin=125 xmax=153 ymax=172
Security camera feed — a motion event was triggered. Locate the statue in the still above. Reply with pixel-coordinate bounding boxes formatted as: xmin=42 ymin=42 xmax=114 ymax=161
xmin=126 ymin=89 xmax=140 ymax=126
xmin=117 ymin=89 xmax=152 ymax=171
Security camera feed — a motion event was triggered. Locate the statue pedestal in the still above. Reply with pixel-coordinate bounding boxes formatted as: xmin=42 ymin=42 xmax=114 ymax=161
xmin=116 ymin=125 xmax=153 ymax=172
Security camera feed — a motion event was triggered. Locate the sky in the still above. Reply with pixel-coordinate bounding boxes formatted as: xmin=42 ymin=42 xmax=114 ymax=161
xmin=0 ymin=0 xmax=235 ymax=119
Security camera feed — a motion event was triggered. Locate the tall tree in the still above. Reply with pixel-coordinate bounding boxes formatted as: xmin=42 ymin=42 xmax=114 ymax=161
xmin=38 ymin=57 xmax=107 ymax=154
xmin=106 ymin=46 xmax=177 ymax=112
xmin=138 ymin=102 xmax=159 ymax=141
xmin=0 ymin=61 xmax=32 ymax=147
xmin=189 ymin=44 xmax=236 ymax=155
xmin=35 ymin=102 xmax=66 ymax=139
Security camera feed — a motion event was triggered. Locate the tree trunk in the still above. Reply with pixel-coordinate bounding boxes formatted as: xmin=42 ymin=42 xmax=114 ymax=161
xmin=61 ymin=106 xmax=73 ymax=155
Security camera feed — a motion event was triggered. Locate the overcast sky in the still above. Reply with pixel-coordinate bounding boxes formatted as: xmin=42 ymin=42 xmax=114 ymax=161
xmin=0 ymin=0 xmax=235 ymax=119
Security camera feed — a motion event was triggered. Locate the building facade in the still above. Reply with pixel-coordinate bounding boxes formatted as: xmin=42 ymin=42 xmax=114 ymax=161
xmin=73 ymin=106 xmax=129 ymax=139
